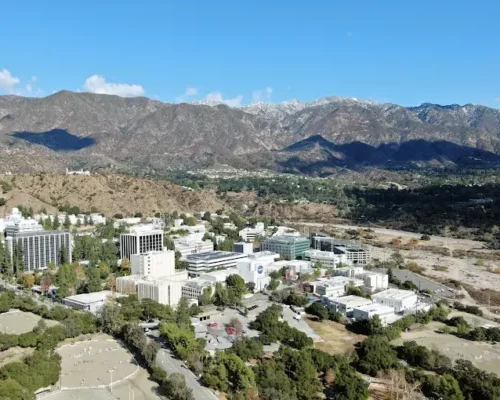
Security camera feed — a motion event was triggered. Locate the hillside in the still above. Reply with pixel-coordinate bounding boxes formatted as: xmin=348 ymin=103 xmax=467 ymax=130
xmin=1 ymin=92 xmax=500 ymax=175
xmin=0 ymin=174 xmax=228 ymax=216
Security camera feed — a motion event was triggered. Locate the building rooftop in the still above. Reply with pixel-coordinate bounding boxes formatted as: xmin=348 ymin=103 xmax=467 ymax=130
xmin=328 ymin=295 xmax=373 ymax=308
xmin=63 ymin=291 xmax=115 ymax=305
xmin=126 ymin=225 xmax=163 ymax=234
xmin=354 ymin=303 xmax=395 ymax=314
xmin=186 ymin=251 xmax=246 ymax=262
xmin=263 ymin=236 xmax=309 ymax=245
xmin=316 ymin=276 xmax=364 ymax=286
xmin=372 ymin=288 xmax=417 ymax=300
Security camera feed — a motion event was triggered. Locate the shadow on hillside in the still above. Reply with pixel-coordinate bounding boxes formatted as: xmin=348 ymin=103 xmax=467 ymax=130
xmin=11 ymin=129 xmax=96 ymax=151
xmin=277 ymin=135 xmax=500 ymax=173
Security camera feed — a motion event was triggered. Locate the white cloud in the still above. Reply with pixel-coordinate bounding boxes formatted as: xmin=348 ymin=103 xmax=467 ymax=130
xmin=25 ymin=83 xmax=32 ymax=93
xmin=83 ymin=74 xmax=145 ymax=97
xmin=204 ymin=91 xmax=243 ymax=107
xmin=0 ymin=69 xmax=21 ymax=93
xmin=176 ymin=86 xmax=199 ymax=102
xmin=31 ymin=76 xmax=37 ymax=82
xmin=252 ymin=87 xmax=273 ymax=103
xmin=185 ymin=87 xmax=198 ymax=96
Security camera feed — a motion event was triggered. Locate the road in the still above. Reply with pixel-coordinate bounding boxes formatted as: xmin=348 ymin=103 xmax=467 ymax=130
xmin=0 ymin=278 xmax=60 ymax=309
xmin=374 ymin=268 xmax=455 ymax=298
xmin=147 ymin=331 xmax=218 ymax=400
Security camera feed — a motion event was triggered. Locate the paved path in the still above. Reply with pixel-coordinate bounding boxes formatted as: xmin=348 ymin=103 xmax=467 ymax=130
xmin=148 ymin=332 xmax=218 ymax=400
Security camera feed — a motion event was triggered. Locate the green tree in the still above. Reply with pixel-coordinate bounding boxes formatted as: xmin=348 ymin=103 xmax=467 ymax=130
xmin=175 ymin=297 xmax=192 ymax=327
xmin=52 ymin=215 xmax=60 ymax=230
xmin=63 ymin=214 xmax=71 ymax=229
xmin=305 ymin=302 xmax=328 ymax=321
xmin=230 ymin=337 xmax=264 ymax=361
xmin=356 ymin=336 xmax=400 ymax=376
xmin=85 ymin=267 xmax=101 ymax=292
xmin=203 ymin=352 xmax=256 ymax=394
xmin=199 ymin=286 xmax=213 ymax=306
xmin=163 ymin=373 xmax=194 ymax=400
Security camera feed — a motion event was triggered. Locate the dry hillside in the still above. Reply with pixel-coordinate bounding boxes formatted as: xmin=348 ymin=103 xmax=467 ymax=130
xmin=0 ymin=174 xmax=228 ymax=216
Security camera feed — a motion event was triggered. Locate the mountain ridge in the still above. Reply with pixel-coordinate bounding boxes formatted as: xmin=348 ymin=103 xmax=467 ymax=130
xmin=1 ymin=91 xmax=500 ymax=175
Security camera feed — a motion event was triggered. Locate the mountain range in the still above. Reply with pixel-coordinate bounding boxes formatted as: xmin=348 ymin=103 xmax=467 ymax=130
xmin=1 ymin=91 xmax=500 ymax=176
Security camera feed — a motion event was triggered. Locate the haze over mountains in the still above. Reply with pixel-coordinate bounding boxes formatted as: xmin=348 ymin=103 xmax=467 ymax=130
xmin=1 ymin=91 xmax=500 ymax=176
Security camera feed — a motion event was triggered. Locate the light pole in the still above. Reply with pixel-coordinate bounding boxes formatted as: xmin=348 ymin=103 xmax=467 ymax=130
xmin=109 ymin=368 xmax=114 ymax=395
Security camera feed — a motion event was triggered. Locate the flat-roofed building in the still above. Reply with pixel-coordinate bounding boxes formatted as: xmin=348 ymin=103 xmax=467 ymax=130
xmin=322 ymin=295 xmax=373 ymax=316
xmin=313 ymin=276 xmax=364 ymax=297
xmin=186 ymin=251 xmax=248 ymax=277
xmin=130 ymin=250 xmax=175 ymax=278
xmin=181 ymin=279 xmax=215 ymax=300
xmin=303 ymin=249 xmax=348 ymax=269
xmin=311 ymin=236 xmax=371 ymax=265
xmin=360 ymin=272 xmax=389 ymax=293
xmin=261 ymin=236 xmax=310 ymax=260
xmin=120 ymin=225 xmax=163 ymax=260
xmin=239 ymin=222 xmax=265 ymax=242
xmin=174 ymin=239 xmax=214 ymax=258
xmin=62 ymin=291 xmax=118 ymax=313
xmin=372 ymin=288 xmax=418 ymax=312
xmin=352 ymin=303 xmax=398 ymax=325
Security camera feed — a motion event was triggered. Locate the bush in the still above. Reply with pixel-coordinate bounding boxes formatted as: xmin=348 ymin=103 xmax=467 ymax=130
xmin=421 ymin=234 xmax=431 ymax=241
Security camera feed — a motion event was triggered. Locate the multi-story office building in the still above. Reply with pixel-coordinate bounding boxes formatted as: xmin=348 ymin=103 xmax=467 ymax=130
xmin=260 ymin=236 xmax=310 ymax=260
xmin=130 ymin=250 xmax=175 ymax=277
xmin=311 ymin=236 xmax=371 ymax=265
xmin=185 ymin=251 xmax=248 ymax=277
xmin=5 ymin=230 xmax=72 ymax=272
xmin=303 ymin=249 xmax=348 ymax=268
xmin=239 ymin=222 xmax=265 ymax=242
xmin=119 ymin=225 xmax=163 ymax=260
xmin=173 ymin=238 xmax=214 ymax=258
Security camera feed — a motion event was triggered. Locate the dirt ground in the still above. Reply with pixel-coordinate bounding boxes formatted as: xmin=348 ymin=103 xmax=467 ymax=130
xmin=305 ymin=317 xmax=366 ymax=355
xmin=0 ymin=310 xmax=59 ymax=335
xmin=0 ymin=346 xmax=34 ymax=368
xmin=57 ymin=334 xmax=138 ymax=390
xmin=392 ymin=321 xmax=500 ymax=375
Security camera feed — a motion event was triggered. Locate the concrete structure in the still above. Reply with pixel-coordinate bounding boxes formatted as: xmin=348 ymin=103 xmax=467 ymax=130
xmin=182 ymin=279 xmax=215 ymax=300
xmin=303 ymin=249 xmax=348 ymax=269
xmin=352 ymin=303 xmax=397 ymax=325
xmin=66 ymin=168 xmax=90 ymax=175
xmin=5 ymin=229 xmax=72 ymax=272
xmin=136 ymin=276 xmax=186 ymax=307
xmin=233 ymin=242 xmax=254 ymax=255
xmin=372 ymin=288 xmax=418 ymax=312
xmin=236 ymin=252 xmax=280 ymax=291
xmin=62 ymin=291 xmax=116 ymax=313
xmin=239 ymin=222 xmax=265 ymax=242
xmin=311 ymin=236 xmax=371 ymax=265
xmin=313 ymin=276 xmax=364 ymax=297
xmin=130 ymin=250 xmax=175 ymax=277
xmin=322 ymin=295 xmax=373 ymax=316
xmin=271 ymin=226 xmax=301 ymax=237
xmin=261 ymin=235 xmax=310 ymax=260
xmin=119 ymin=225 xmax=163 ymax=260
xmin=173 ymin=238 xmax=214 ymax=258
xmin=360 ymin=272 xmax=389 ymax=293
xmin=331 ymin=266 xmax=365 ymax=278
xmin=185 ymin=251 xmax=247 ymax=276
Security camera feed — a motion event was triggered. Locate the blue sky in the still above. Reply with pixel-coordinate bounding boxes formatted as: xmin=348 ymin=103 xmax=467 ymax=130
xmin=1 ymin=0 xmax=499 ymax=107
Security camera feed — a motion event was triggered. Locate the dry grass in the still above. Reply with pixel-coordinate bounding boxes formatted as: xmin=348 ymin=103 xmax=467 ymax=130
xmin=0 ymin=347 xmax=34 ymax=368
xmin=305 ymin=317 xmax=366 ymax=355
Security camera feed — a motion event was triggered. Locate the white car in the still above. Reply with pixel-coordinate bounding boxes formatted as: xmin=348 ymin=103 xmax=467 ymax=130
xmin=293 ymin=314 xmax=302 ymax=321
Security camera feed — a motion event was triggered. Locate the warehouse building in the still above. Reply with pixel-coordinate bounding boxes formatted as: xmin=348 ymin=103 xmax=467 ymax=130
xmin=322 ymin=295 xmax=373 ymax=317
xmin=352 ymin=303 xmax=398 ymax=325
xmin=62 ymin=291 xmax=117 ymax=313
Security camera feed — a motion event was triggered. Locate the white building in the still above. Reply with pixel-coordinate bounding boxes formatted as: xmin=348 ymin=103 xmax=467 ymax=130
xmin=322 ymin=295 xmax=373 ymax=316
xmin=311 ymin=237 xmax=371 ymax=265
xmin=352 ymin=303 xmax=398 ymax=325
xmin=271 ymin=226 xmax=301 ymax=237
xmin=236 ymin=252 xmax=280 ymax=291
xmin=372 ymin=289 xmax=418 ymax=312
xmin=303 ymin=249 xmax=348 ymax=269
xmin=239 ymin=222 xmax=265 ymax=242
xmin=131 ymin=250 xmax=175 ymax=278
xmin=62 ymin=291 xmax=116 ymax=313
xmin=360 ymin=272 xmax=389 ymax=293
xmin=331 ymin=266 xmax=365 ymax=278
xmin=182 ymin=279 xmax=215 ymax=300
xmin=116 ymin=251 xmax=188 ymax=307
xmin=120 ymin=225 xmax=164 ymax=260
xmin=313 ymin=276 xmax=364 ymax=297
xmin=186 ymin=251 xmax=248 ymax=276
xmin=174 ymin=238 xmax=214 ymax=258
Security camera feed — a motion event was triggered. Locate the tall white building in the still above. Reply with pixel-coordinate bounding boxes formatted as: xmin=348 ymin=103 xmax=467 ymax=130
xmin=120 ymin=225 xmax=163 ymax=260
xmin=116 ymin=250 xmax=188 ymax=307
xmin=131 ymin=250 xmax=175 ymax=277
xmin=236 ymin=252 xmax=280 ymax=291
xmin=360 ymin=272 xmax=389 ymax=293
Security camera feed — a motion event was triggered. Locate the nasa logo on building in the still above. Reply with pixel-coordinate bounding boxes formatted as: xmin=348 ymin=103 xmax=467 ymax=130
xmin=257 ymin=265 xmax=264 ymax=275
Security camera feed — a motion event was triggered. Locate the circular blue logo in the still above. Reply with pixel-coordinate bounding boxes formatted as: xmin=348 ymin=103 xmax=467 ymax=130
xmin=257 ymin=265 xmax=264 ymax=274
